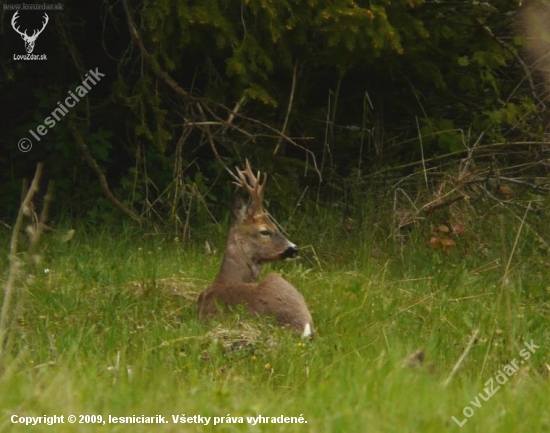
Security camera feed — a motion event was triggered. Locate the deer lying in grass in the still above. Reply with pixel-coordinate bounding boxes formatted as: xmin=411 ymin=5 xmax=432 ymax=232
xmin=197 ymin=161 xmax=314 ymax=337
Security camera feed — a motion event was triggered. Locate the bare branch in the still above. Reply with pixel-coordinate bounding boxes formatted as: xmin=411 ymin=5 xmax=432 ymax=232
xmin=0 ymin=164 xmax=44 ymax=364
xmin=478 ymin=20 xmax=544 ymax=108
xmin=69 ymin=124 xmax=143 ymax=223
xmin=196 ymin=103 xmax=241 ymax=184
xmin=121 ymin=0 xmax=321 ymax=180
xmin=274 ymin=61 xmax=298 ymax=155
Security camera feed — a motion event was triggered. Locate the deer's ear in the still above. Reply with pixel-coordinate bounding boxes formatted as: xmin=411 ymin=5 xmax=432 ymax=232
xmin=232 ymin=197 xmax=249 ymax=224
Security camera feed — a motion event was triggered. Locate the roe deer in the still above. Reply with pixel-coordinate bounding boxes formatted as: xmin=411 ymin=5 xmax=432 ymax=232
xmin=197 ymin=161 xmax=314 ymax=337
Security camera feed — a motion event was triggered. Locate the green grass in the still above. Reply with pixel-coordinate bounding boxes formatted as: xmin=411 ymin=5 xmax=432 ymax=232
xmin=0 ymin=207 xmax=549 ymax=433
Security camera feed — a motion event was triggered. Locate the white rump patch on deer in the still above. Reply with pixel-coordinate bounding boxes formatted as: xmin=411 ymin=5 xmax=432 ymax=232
xmin=302 ymin=323 xmax=313 ymax=338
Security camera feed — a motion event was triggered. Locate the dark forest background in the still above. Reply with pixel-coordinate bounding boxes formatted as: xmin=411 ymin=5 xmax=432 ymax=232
xmin=1 ymin=0 xmax=549 ymax=236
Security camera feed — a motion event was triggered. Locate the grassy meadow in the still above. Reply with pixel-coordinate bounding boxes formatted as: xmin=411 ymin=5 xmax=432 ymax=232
xmin=0 ymin=198 xmax=549 ymax=432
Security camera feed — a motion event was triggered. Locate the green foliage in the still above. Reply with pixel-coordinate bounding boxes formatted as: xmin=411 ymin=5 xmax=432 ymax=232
xmin=388 ymin=1 xmax=529 ymax=149
xmin=418 ymin=118 xmax=465 ymax=153
xmin=139 ymin=0 xmax=430 ymax=106
xmin=1 ymin=0 xmax=545 ymax=224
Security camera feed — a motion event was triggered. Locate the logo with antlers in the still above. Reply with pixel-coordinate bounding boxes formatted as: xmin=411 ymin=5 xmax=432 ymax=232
xmin=11 ymin=11 xmax=49 ymax=54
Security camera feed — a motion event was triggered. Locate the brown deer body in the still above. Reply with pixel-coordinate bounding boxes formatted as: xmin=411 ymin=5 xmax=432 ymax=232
xmin=197 ymin=161 xmax=314 ymax=337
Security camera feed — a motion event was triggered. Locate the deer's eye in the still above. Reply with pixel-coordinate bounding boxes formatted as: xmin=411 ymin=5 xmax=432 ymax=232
xmin=260 ymin=230 xmax=271 ymax=236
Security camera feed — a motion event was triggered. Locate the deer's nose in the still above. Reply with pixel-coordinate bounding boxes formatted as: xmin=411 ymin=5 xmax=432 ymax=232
xmin=281 ymin=244 xmax=298 ymax=259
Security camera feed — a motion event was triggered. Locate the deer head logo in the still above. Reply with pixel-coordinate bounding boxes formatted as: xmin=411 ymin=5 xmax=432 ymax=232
xmin=11 ymin=11 xmax=49 ymax=54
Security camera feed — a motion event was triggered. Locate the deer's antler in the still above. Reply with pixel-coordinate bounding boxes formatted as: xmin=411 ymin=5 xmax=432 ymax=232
xmin=234 ymin=160 xmax=266 ymax=216
xmin=34 ymin=13 xmax=49 ymax=38
xmin=11 ymin=11 xmax=26 ymax=38
xmin=11 ymin=11 xmax=49 ymax=39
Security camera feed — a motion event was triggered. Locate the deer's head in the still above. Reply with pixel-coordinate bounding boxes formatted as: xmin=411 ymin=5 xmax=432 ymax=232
xmin=12 ymin=11 xmax=49 ymax=54
xmin=230 ymin=160 xmax=298 ymax=264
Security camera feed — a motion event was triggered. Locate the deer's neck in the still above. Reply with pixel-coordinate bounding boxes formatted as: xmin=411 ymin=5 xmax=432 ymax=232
xmin=212 ymin=234 xmax=261 ymax=285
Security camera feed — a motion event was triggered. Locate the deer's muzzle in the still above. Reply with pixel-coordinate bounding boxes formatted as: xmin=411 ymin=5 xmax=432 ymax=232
xmin=281 ymin=244 xmax=298 ymax=259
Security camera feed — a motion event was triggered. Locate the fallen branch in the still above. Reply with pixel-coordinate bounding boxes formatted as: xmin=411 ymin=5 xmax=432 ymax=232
xmin=423 ymin=195 xmax=465 ymax=215
xmin=443 ymin=329 xmax=479 ymax=387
